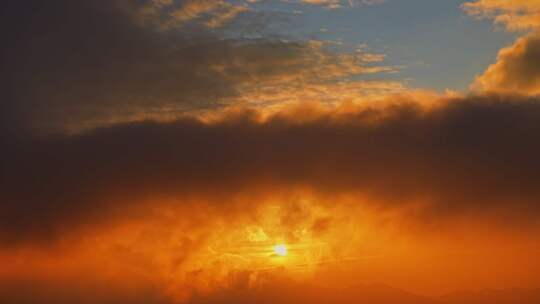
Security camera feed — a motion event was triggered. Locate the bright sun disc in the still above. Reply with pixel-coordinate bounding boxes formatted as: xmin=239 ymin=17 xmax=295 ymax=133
xmin=273 ymin=244 xmax=287 ymax=256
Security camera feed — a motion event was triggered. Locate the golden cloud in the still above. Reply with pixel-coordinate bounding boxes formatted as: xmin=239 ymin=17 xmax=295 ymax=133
xmin=464 ymin=1 xmax=540 ymax=95
xmin=471 ymin=34 xmax=540 ymax=94
xmin=463 ymin=0 xmax=540 ymax=31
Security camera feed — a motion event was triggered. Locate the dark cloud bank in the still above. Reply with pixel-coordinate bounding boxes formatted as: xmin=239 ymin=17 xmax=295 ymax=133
xmin=3 ymin=95 xmax=540 ymax=244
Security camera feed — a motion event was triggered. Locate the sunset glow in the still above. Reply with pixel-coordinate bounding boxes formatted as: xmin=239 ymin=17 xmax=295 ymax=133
xmin=3 ymin=0 xmax=540 ymax=303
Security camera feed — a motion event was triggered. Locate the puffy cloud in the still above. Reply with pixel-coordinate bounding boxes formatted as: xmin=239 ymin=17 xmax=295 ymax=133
xmin=471 ymin=34 xmax=540 ymax=94
xmin=464 ymin=1 xmax=540 ymax=95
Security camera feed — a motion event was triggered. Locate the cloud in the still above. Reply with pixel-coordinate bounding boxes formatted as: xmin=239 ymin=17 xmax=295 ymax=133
xmin=140 ymin=0 xmax=249 ymax=30
xmin=471 ymin=34 xmax=540 ymax=94
xmin=464 ymin=1 xmax=540 ymax=95
xmin=3 ymin=94 xmax=540 ymax=245
xmin=1 ymin=0 xmax=397 ymax=134
xmin=463 ymin=0 xmax=540 ymax=31
xmin=297 ymin=0 xmax=385 ymax=9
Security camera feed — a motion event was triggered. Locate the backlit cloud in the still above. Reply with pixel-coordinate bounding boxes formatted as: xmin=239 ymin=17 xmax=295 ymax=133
xmin=3 ymin=95 xmax=540 ymax=302
xmin=471 ymin=33 xmax=540 ymax=94
xmin=464 ymin=1 xmax=540 ymax=95
xmin=4 ymin=94 xmax=540 ymax=243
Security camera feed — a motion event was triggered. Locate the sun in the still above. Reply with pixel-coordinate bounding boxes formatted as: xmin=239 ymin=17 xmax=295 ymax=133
xmin=273 ymin=244 xmax=288 ymax=257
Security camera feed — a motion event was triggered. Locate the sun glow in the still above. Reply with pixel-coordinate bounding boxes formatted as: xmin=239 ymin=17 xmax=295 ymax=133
xmin=273 ymin=244 xmax=288 ymax=257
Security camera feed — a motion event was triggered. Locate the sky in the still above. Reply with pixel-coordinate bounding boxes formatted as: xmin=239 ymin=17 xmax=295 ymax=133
xmin=2 ymin=0 xmax=540 ymax=303
xmin=245 ymin=0 xmax=517 ymax=91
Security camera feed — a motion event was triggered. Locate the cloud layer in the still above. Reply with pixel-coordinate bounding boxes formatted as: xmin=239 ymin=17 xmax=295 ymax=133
xmin=4 ymin=95 xmax=540 ymax=244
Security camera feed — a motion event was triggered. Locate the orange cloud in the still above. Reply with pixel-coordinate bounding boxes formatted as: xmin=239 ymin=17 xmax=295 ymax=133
xmin=464 ymin=1 xmax=540 ymax=95
xmin=139 ymin=0 xmax=249 ymax=30
xmin=463 ymin=0 xmax=540 ymax=31
xmin=2 ymin=0 xmax=399 ymax=134
xmin=471 ymin=34 xmax=540 ymax=94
